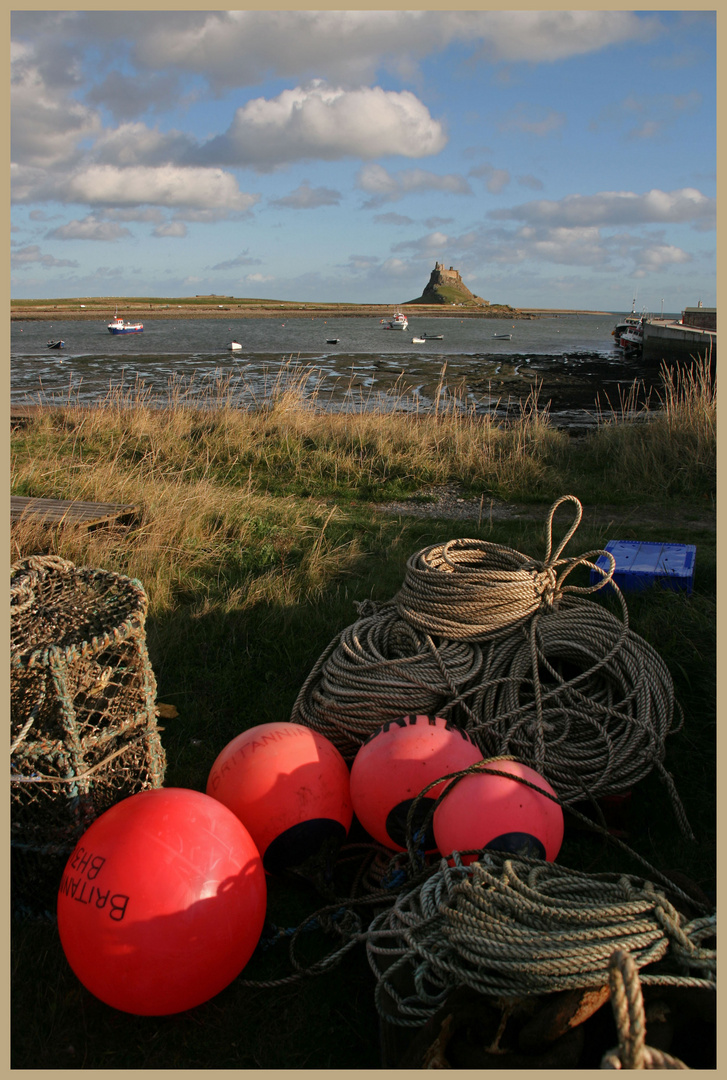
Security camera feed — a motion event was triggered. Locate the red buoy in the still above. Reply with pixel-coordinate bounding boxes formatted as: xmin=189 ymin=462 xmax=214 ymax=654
xmin=349 ymin=714 xmax=482 ymax=852
xmin=206 ymin=722 xmax=352 ymax=873
xmin=433 ymin=760 xmax=564 ymax=862
xmin=57 ymin=788 xmax=266 ymax=1015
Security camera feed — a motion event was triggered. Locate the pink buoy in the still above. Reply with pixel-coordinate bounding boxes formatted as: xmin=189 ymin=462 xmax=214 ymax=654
xmin=206 ymin=722 xmax=352 ymax=873
xmin=57 ymin=788 xmax=266 ymax=1016
xmin=433 ymin=760 xmax=564 ymax=863
xmin=349 ymin=714 xmax=482 ymax=852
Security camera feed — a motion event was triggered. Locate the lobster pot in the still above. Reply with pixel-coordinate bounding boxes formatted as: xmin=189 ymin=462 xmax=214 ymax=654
xmin=10 ymin=556 xmax=166 ymax=915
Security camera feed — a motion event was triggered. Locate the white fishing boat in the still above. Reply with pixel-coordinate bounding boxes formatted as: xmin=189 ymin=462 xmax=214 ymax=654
xmin=619 ymin=320 xmax=644 ymax=354
xmin=381 ymin=311 xmax=408 ymax=331
xmin=108 ymin=308 xmax=143 ymax=335
xmin=229 ymin=341 xmax=242 ymax=351
xmin=612 ymin=297 xmax=642 ymax=345
xmin=411 ymin=336 xmax=426 ymax=344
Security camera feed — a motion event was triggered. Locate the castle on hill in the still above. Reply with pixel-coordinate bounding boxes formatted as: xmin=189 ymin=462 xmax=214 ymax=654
xmin=407 ymin=262 xmax=488 ymax=306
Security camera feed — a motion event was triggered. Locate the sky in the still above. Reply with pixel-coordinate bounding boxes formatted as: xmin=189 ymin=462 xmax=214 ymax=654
xmin=10 ymin=10 xmax=716 ymax=311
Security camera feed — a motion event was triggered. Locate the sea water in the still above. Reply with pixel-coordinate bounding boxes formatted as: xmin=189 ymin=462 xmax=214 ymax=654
xmin=11 ymin=312 xmax=670 ymax=426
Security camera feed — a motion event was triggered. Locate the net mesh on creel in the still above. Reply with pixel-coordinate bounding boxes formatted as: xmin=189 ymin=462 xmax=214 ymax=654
xmin=11 ymin=555 xmax=166 ymax=916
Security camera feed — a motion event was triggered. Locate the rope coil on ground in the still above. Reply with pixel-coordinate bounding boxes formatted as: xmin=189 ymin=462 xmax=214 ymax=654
xmin=290 ymin=603 xmax=484 ymax=760
xmin=291 ymin=494 xmax=690 ymax=834
xmin=366 ymin=853 xmax=716 ymax=1027
xmin=457 ymin=596 xmax=686 ymax=819
xmin=394 ymin=495 xmax=615 ymax=641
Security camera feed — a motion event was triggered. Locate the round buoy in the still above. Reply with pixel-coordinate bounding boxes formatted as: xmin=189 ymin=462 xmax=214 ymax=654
xmin=349 ymin=714 xmax=482 ymax=853
xmin=206 ymin=722 xmax=352 ymax=873
xmin=433 ymin=760 xmax=564 ymax=862
xmin=57 ymin=788 xmax=266 ymax=1016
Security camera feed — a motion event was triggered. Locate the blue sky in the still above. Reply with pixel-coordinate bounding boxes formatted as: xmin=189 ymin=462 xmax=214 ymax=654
xmin=10 ymin=10 xmax=716 ymax=311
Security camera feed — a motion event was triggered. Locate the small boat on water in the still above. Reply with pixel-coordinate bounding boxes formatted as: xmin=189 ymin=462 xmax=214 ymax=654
xmin=326 ymin=338 xmax=339 ymax=344
xmin=411 ymin=336 xmax=426 ymax=344
xmin=108 ymin=308 xmax=143 ymax=335
xmin=381 ymin=312 xmax=408 ymax=331
xmin=423 ymin=333 xmax=443 ymax=340
xmin=46 ymin=339 xmax=65 ymax=349
xmin=493 ymin=333 xmax=512 ymax=340
xmin=229 ymin=341 xmax=242 ymax=351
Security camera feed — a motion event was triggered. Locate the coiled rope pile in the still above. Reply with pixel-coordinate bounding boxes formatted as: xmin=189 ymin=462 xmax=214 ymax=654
xmin=365 ymin=852 xmax=716 ymax=1029
xmin=292 ymin=494 xmax=690 ymax=834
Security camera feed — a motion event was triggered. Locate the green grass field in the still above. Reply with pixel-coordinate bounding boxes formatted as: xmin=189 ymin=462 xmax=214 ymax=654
xmin=11 ymin=359 xmax=715 ymax=1068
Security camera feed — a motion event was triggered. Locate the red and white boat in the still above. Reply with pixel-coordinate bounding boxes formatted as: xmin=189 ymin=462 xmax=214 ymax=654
xmin=108 ymin=308 xmax=143 ymax=335
xmin=619 ymin=319 xmax=644 ymax=354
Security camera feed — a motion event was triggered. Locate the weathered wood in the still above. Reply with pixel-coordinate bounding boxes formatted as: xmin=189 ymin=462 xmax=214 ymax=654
xmin=11 ymin=496 xmax=139 ymax=528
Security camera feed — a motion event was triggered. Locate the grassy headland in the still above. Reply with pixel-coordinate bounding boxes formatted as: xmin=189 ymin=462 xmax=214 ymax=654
xmin=11 ymin=294 xmax=611 ymax=320
xmin=11 ymin=359 xmax=715 ymax=1068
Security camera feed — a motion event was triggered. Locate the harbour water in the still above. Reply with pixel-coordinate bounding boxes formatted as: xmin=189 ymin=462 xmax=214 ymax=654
xmin=11 ymin=312 xmax=673 ymax=428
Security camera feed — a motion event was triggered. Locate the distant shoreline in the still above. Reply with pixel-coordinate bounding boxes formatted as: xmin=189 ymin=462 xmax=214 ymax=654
xmin=11 ymin=299 xmax=614 ymax=322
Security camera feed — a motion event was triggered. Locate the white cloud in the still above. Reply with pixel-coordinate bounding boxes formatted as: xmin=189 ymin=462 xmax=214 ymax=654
xmin=357 ymin=164 xmax=471 ymax=205
xmin=489 ymin=187 xmax=716 ymax=228
xmin=374 ymin=212 xmax=415 ymax=226
xmin=211 ymin=253 xmax=262 ymax=271
xmin=392 ymin=231 xmax=452 ymax=259
xmin=269 ymin=181 xmax=341 ymax=209
xmin=57 ymin=165 xmax=258 ymax=213
xmin=11 ymin=55 xmax=101 ymax=167
xmin=391 ymin=220 xmax=694 ymax=279
xmin=469 ymin=164 xmax=511 ymax=194
xmin=86 ymin=70 xmax=184 ymax=123
xmin=197 ymin=82 xmax=447 ymax=169
xmin=466 ymin=11 xmax=660 ymax=64
xmin=632 ymin=243 xmax=692 ymax=274
xmin=93 ymin=122 xmax=198 ymax=167
xmin=46 ymin=216 xmax=132 ymax=241
xmin=11 ymin=244 xmax=79 ymax=267
xmin=517 ymin=175 xmax=545 ymax=191
xmin=25 ymin=11 xmax=659 ymax=94
xmin=244 ymin=273 xmax=274 ymax=284
xmin=153 ymin=221 xmax=187 ymax=238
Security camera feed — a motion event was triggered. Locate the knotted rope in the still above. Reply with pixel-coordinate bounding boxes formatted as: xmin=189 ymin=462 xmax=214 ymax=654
xmin=292 ymin=494 xmax=691 ymax=835
xmin=601 ymin=949 xmax=689 ymax=1069
xmin=393 ymin=495 xmax=611 ymax=640
xmin=366 ymin=854 xmax=716 ymax=1028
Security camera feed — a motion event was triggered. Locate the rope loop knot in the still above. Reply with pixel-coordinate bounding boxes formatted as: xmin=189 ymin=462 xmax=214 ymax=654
xmin=600 ymin=949 xmax=689 ymax=1069
xmin=393 ymin=495 xmax=617 ymax=640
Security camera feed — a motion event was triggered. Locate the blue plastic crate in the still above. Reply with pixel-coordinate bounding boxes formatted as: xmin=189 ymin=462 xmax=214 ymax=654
xmin=589 ymin=540 xmax=696 ymax=595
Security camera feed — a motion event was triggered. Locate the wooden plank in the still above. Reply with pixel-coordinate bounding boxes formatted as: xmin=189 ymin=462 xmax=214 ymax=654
xmin=11 ymin=496 xmax=139 ymax=527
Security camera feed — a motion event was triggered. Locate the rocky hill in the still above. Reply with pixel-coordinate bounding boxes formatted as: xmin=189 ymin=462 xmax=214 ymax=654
xmin=406 ymin=262 xmax=490 ymax=307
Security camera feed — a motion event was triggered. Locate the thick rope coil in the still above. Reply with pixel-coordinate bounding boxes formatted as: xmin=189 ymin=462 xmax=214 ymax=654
xmin=457 ymin=595 xmax=688 ymax=827
xmin=291 ymin=495 xmax=690 ymax=835
xmin=366 ymin=854 xmax=716 ymax=1027
xmin=600 ymin=949 xmax=689 ymax=1069
xmin=393 ymin=495 xmax=616 ymax=640
xmin=290 ymin=603 xmax=484 ymax=759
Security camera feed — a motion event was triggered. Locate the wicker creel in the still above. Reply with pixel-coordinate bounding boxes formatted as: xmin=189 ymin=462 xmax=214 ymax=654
xmin=11 ymin=555 xmax=166 ymax=913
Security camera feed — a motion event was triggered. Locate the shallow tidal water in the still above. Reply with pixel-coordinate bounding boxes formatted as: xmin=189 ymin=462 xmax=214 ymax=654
xmin=11 ymin=312 xmax=666 ymax=429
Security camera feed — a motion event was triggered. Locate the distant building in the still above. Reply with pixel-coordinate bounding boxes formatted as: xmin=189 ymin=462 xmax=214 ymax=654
xmin=682 ymin=304 xmax=716 ymax=331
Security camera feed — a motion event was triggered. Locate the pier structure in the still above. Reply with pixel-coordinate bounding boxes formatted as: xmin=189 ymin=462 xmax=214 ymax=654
xmin=642 ymin=305 xmax=716 ymax=365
